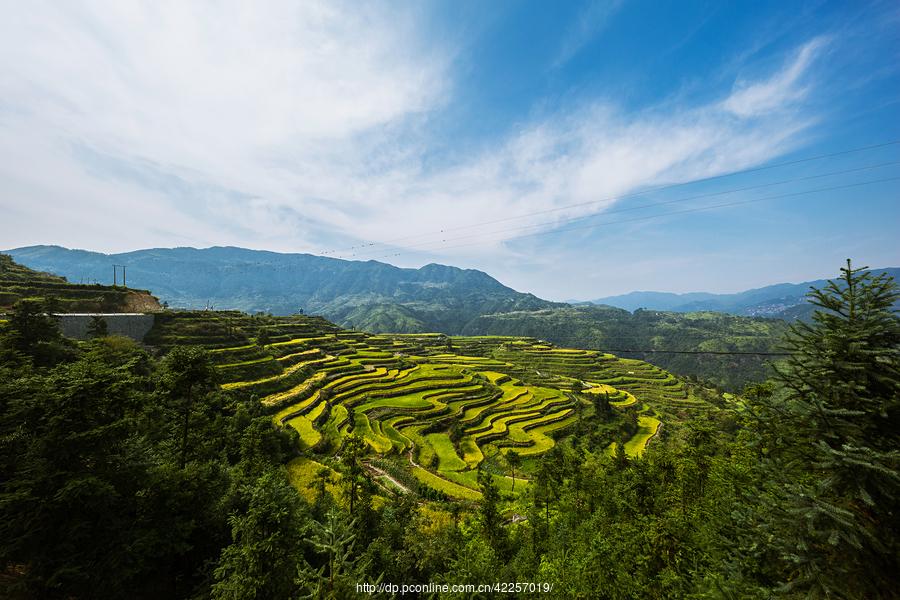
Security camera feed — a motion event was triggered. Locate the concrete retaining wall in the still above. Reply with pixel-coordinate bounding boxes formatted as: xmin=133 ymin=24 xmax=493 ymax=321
xmin=55 ymin=313 xmax=156 ymax=342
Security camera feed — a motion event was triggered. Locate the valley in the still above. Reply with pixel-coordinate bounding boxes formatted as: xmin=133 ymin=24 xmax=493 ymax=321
xmin=147 ymin=310 xmax=718 ymax=502
xmin=1 ymin=253 xmax=896 ymax=599
xmin=5 ymin=245 xmax=813 ymax=389
xmin=3 ymin=2 xmax=898 ymax=595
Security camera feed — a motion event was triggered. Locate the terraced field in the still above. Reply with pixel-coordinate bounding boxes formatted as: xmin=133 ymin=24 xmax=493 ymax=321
xmin=0 ymin=253 xmax=160 ymax=312
xmin=148 ymin=313 xmax=714 ymax=500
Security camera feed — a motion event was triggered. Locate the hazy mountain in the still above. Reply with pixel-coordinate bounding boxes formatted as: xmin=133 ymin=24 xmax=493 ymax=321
xmin=588 ymin=268 xmax=900 ymax=320
xmin=584 ymin=291 xmax=720 ymax=312
xmin=4 ymin=245 xmax=560 ymax=333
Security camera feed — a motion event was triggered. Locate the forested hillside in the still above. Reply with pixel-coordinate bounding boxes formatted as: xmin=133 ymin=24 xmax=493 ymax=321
xmin=1 ymin=262 xmax=895 ymax=599
xmin=4 ymin=246 xmax=559 ymax=331
xmin=4 ymin=249 xmax=795 ymax=389
xmin=463 ymin=305 xmax=790 ymax=390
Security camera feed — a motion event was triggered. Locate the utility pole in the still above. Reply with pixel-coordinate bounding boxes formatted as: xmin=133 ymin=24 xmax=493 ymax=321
xmin=112 ymin=264 xmax=127 ymax=287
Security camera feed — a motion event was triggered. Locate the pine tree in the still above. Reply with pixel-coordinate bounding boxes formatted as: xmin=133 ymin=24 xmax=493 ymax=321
xmin=748 ymin=260 xmax=900 ymax=597
xmin=506 ymin=450 xmax=522 ymax=492
xmin=341 ymin=435 xmax=367 ymax=514
xmin=310 ymin=466 xmax=335 ymax=517
xmin=158 ymin=346 xmax=217 ymax=469
xmin=593 ymin=390 xmax=612 ymax=419
xmin=211 ymin=470 xmax=309 ymax=600
xmin=87 ymin=315 xmax=108 ymax=338
xmin=477 ymin=467 xmax=508 ymax=557
xmin=4 ymin=299 xmax=73 ymax=367
xmin=298 ymin=508 xmax=376 ymax=599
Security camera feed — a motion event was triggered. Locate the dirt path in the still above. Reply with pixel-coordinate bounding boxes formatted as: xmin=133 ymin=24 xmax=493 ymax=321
xmin=364 ymin=462 xmax=410 ymax=494
xmin=407 ymin=446 xmax=421 ymax=469
xmin=647 ymin=421 xmax=663 ymax=447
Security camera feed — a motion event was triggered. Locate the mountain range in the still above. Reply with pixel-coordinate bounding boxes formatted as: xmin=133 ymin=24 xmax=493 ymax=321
xmin=7 ymin=245 xmax=897 ymax=390
xmin=587 ymin=268 xmax=900 ymax=320
xmin=9 ymin=245 xmax=896 ymax=326
xmin=3 ymin=245 xmax=560 ymax=333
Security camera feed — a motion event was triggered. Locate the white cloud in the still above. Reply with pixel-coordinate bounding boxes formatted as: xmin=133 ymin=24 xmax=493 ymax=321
xmin=333 ymin=64 xmax=820 ymax=261
xmin=552 ymin=0 xmax=624 ymax=68
xmin=0 ymin=2 xmax=824 ymax=269
xmin=0 ymin=0 xmax=449 ymax=249
xmin=723 ymin=37 xmax=827 ymax=117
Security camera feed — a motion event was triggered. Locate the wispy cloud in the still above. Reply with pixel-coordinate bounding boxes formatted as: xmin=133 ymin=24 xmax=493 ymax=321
xmin=0 ymin=2 xmax=823 ymax=265
xmin=723 ymin=37 xmax=828 ymax=117
xmin=0 ymin=1 xmax=449 ymax=249
xmin=334 ymin=38 xmax=824 ymax=259
xmin=552 ymin=0 xmax=624 ymax=68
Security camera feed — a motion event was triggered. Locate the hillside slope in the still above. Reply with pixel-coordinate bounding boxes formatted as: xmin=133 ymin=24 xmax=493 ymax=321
xmin=461 ymin=305 xmax=790 ymax=390
xmin=0 ymin=254 xmax=161 ymax=313
xmin=6 ymin=246 xmax=797 ymax=389
xmin=5 ymin=245 xmax=559 ymax=332
xmin=142 ymin=310 xmax=719 ymax=501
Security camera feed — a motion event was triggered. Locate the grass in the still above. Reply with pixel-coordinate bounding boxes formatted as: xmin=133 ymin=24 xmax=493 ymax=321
xmin=215 ymin=355 xmax=274 ymax=369
xmin=426 ymin=433 xmax=468 ymax=472
xmin=272 ymin=390 xmax=322 ymax=423
xmin=261 ymin=372 xmax=325 ymax=407
xmin=382 ymin=416 xmax=413 ymax=451
xmin=458 ymin=437 xmax=484 ymax=468
xmin=610 ymin=392 xmax=638 ymax=407
xmin=354 ymin=392 xmax=441 ymax=412
xmin=286 ymin=457 xmax=342 ymax=504
xmin=353 ymin=413 xmax=393 ymax=454
xmin=322 ymin=405 xmax=348 ymax=446
xmin=411 ymin=466 xmax=482 ymax=501
xmin=442 ymin=470 xmax=529 ymax=494
xmin=506 ymin=411 xmax=576 ymax=456
xmin=624 ymin=415 xmax=661 ymax=457
xmin=286 ymin=412 xmax=322 ymax=448
xmin=605 ymin=415 xmax=662 ymax=458
xmin=221 ymin=357 xmax=322 ymax=390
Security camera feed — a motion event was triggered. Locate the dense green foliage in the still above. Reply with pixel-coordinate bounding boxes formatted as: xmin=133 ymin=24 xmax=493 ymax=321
xmin=740 ymin=261 xmax=900 ymax=596
xmin=0 ymin=253 xmax=66 ymax=284
xmin=462 ymin=305 xmax=790 ymax=390
xmin=0 ymin=303 xmax=298 ymax=598
xmin=144 ymin=309 xmax=714 ymax=501
xmin=0 ymin=261 xmax=895 ymax=599
xmin=148 ymin=313 xmax=672 ymax=496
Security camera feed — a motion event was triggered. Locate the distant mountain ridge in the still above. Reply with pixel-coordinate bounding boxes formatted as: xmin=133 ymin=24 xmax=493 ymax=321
xmin=4 ymin=245 xmax=560 ymax=333
xmin=9 ymin=245 xmax=892 ymax=390
xmin=588 ymin=268 xmax=900 ymax=320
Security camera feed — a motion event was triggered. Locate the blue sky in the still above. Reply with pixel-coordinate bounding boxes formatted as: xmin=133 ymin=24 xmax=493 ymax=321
xmin=1 ymin=1 xmax=898 ymax=299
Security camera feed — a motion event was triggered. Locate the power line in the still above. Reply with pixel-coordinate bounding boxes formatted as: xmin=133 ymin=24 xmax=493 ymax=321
xmin=322 ymin=138 xmax=900 ymax=257
xmin=365 ymin=174 xmax=900 ymax=260
xmin=340 ymin=160 xmax=900 ymax=259
xmin=603 ymin=349 xmax=791 ymax=356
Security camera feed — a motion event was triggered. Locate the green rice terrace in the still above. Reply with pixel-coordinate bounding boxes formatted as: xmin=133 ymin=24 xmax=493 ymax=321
xmin=148 ymin=311 xmax=721 ymax=502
